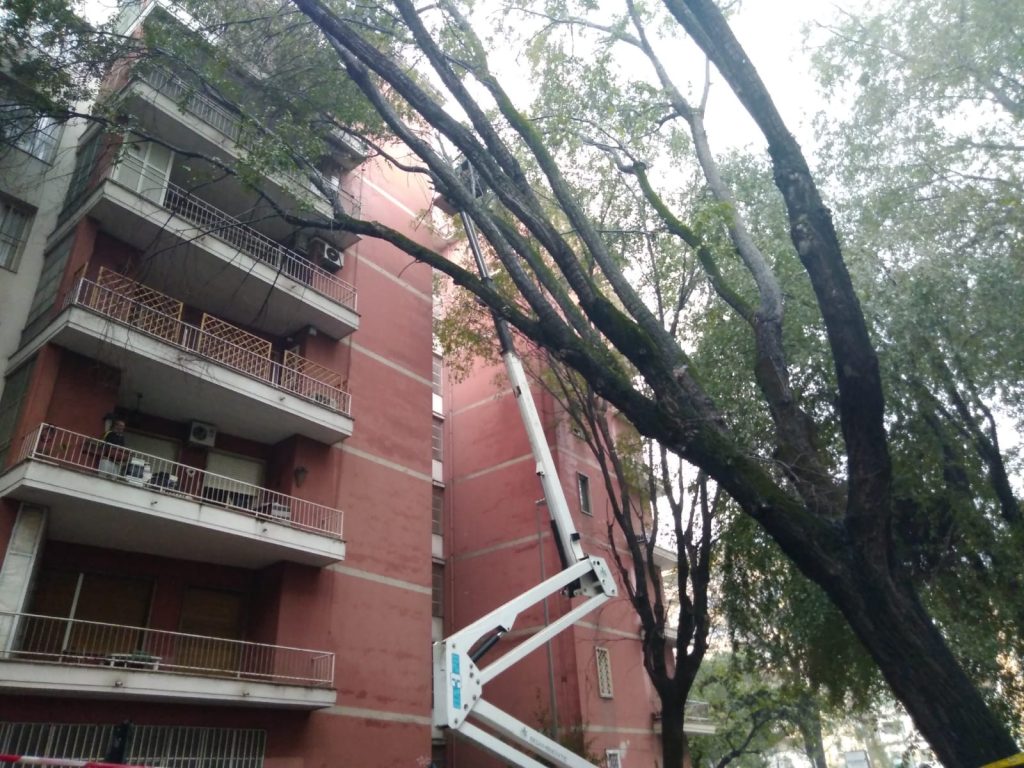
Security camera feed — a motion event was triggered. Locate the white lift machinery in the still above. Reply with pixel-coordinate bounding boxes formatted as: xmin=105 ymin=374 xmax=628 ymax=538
xmin=432 ymin=173 xmax=619 ymax=768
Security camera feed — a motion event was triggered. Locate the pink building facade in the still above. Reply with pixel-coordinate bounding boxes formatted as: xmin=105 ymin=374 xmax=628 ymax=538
xmin=0 ymin=5 xmax=442 ymax=762
xmin=441 ymin=358 xmax=665 ymax=768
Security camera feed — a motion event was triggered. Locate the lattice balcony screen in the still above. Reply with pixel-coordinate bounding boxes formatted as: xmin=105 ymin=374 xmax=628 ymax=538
xmin=94 ymin=267 xmax=183 ymax=343
xmin=198 ymin=314 xmax=273 ymax=379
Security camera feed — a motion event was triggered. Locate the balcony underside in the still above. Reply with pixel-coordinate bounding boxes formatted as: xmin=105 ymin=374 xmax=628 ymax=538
xmin=81 ymin=179 xmax=359 ymax=340
xmin=0 ymin=660 xmax=336 ymax=709
xmin=121 ymin=78 xmax=355 ymax=230
xmin=28 ymin=306 xmax=353 ymax=445
xmin=0 ymin=462 xmax=345 ymax=567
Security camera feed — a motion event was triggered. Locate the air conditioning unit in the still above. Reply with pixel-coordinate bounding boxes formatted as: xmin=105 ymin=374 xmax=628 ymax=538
xmin=188 ymin=421 xmax=217 ymax=447
xmin=309 ymin=238 xmax=344 ymax=273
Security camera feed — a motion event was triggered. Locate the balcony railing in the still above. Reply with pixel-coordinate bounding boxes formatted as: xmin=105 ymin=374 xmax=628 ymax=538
xmin=14 ymin=423 xmax=344 ymax=539
xmin=157 ymin=177 xmax=357 ymax=311
xmin=134 ymin=67 xmax=362 ymax=217
xmin=684 ymin=699 xmax=713 ymax=722
xmin=0 ymin=610 xmax=334 ymax=687
xmin=66 ymin=276 xmax=353 ymax=417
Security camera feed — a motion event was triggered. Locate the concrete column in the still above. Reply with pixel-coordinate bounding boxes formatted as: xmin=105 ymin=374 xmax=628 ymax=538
xmin=0 ymin=504 xmax=47 ymax=652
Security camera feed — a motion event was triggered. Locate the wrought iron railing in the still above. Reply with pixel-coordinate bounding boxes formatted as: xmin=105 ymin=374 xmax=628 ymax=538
xmin=66 ymin=277 xmax=353 ymax=417
xmin=15 ymin=423 xmax=344 ymax=539
xmin=134 ymin=67 xmax=362 ymax=216
xmin=0 ymin=611 xmax=334 ymax=687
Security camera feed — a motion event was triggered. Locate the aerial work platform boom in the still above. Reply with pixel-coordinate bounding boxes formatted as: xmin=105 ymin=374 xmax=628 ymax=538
xmin=432 ymin=178 xmax=617 ymax=768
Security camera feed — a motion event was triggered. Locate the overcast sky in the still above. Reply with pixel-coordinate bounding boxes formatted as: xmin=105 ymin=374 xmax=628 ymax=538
xmin=700 ymin=1 xmax=867 ymax=153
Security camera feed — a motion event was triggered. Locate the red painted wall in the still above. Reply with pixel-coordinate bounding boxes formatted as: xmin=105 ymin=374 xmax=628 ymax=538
xmin=0 ymin=141 xmax=442 ymax=768
xmin=445 ymin=356 xmax=663 ymax=767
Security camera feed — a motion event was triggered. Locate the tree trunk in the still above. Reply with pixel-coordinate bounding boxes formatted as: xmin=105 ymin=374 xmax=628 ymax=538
xmin=828 ymin=563 xmax=1018 ymax=768
xmin=795 ymin=703 xmax=828 ymax=768
xmin=660 ymin=699 xmax=686 ymax=768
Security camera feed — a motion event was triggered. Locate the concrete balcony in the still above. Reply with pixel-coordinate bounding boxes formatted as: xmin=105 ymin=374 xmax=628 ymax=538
xmin=120 ymin=67 xmax=363 ymax=236
xmin=0 ymin=424 xmax=345 ymax=567
xmin=67 ymin=158 xmax=359 ymax=340
xmin=0 ymin=611 xmax=336 ymax=709
xmin=652 ymin=700 xmax=717 ymax=736
xmin=26 ymin=276 xmax=353 ymax=445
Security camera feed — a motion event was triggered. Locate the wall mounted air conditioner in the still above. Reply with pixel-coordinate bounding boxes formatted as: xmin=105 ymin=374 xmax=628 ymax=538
xmin=309 ymin=238 xmax=344 ymax=273
xmin=188 ymin=421 xmax=217 ymax=447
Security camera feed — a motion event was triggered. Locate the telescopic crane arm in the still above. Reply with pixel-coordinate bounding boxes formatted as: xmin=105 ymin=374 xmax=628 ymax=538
xmin=432 ymin=173 xmax=617 ymax=768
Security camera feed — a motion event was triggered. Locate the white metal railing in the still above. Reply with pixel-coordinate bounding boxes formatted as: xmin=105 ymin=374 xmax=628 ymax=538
xmin=0 ymin=611 xmax=334 ymax=687
xmin=133 ymin=67 xmax=362 ymax=217
xmin=138 ymin=67 xmax=243 ymax=141
xmin=684 ymin=699 xmax=713 ymax=722
xmin=66 ymin=277 xmax=353 ymax=417
xmin=15 ymin=423 xmax=344 ymax=539
xmin=161 ymin=179 xmax=358 ymax=311
xmin=0 ymin=722 xmax=266 ymax=768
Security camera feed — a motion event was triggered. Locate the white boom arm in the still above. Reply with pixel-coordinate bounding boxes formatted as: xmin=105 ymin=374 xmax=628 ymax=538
xmin=432 ymin=194 xmax=618 ymax=768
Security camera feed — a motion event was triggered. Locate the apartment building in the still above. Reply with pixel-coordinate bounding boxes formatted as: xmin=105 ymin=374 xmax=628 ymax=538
xmin=0 ymin=2 xmax=443 ymax=766
xmin=441 ymin=357 xmax=715 ymax=768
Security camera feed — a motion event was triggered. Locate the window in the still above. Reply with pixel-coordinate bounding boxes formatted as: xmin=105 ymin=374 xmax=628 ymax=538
xmin=112 ymin=140 xmax=172 ymax=203
xmin=577 ymin=473 xmax=592 ymax=516
xmin=605 ymin=750 xmax=623 ymax=768
xmin=61 ymin=131 xmax=100 ymax=219
xmin=431 ymin=485 xmax=444 ymax=536
xmin=0 ymin=199 xmax=30 ymax=271
xmin=0 ymin=358 xmax=35 ymax=467
xmin=432 ymin=563 xmax=444 ymax=618
xmin=432 ymin=353 xmax=443 ymax=396
xmin=203 ymin=451 xmax=266 ymax=510
xmin=21 ymin=234 xmax=72 ymax=344
xmin=595 ymin=646 xmax=613 ymax=698
xmin=1 ymin=105 xmax=62 ymax=163
xmin=432 ymin=417 xmax=444 ymax=462
xmin=24 ymin=569 xmax=153 ymax=657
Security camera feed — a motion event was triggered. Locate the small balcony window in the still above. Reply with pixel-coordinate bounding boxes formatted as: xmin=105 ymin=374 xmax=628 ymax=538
xmin=577 ymin=473 xmax=592 ymax=516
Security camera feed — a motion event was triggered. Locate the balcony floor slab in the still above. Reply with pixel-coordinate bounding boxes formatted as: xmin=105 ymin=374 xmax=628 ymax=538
xmin=68 ymin=179 xmax=359 ymax=339
xmin=23 ymin=306 xmax=353 ymax=446
xmin=0 ymin=461 xmax=345 ymax=567
xmin=0 ymin=659 xmax=336 ymax=709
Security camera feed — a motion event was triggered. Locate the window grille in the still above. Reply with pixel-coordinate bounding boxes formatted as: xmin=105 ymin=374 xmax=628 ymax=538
xmin=431 ymin=354 xmax=443 ymax=396
xmin=595 ymin=646 xmax=613 ymax=698
xmin=432 ymin=418 xmax=444 ymax=462
xmin=577 ymin=473 xmax=592 ymax=516
xmin=432 ymin=563 xmax=444 ymax=618
xmin=0 ymin=723 xmax=266 ymax=768
xmin=432 ymin=486 xmax=444 ymax=536
xmin=605 ymin=749 xmax=623 ymax=768
xmin=0 ymin=199 xmax=30 ymax=271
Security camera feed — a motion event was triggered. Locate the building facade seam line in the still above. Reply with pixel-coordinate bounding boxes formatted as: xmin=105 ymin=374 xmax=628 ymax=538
xmin=349 ymin=340 xmax=431 ymax=386
xmin=338 ymin=444 xmax=432 ymax=481
xmin=327 ymin=563 xmax=431 ymax=595
xmin=322 ymin=705 xmax=432 ymax=725
xmin=452 ymin=532 xmax=548 ymax=562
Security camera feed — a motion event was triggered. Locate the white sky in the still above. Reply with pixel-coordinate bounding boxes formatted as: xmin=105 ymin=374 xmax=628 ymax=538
xmin=700 ymin=1 xmax=866 ymax=153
